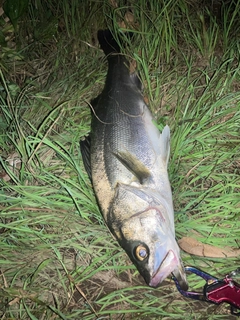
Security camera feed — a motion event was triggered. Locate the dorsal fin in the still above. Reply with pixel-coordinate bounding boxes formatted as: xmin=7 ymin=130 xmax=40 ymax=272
xmin=130 ymin=72 xmax=143 ymax=91
xmin=160 ymin=125 xmax=170 ymax=166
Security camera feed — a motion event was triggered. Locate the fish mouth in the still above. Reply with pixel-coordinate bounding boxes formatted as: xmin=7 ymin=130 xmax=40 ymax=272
xmin=149 ymin=250 xmax=188 ymax=290
xmin=149 ymin=250 xmax=177 ymax=287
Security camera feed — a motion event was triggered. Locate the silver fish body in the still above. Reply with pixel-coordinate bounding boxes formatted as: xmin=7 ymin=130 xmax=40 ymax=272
xmin=81 ymin=30 xmax=187 ymax=290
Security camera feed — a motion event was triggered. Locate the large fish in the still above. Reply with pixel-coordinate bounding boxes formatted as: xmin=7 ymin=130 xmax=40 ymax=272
xmin=81 ymin=30 xmax=188 ymax=290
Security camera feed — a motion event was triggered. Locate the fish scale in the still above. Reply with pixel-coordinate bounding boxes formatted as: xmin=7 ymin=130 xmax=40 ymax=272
xmin=93 ymin=93 xmax=154 ymax=189
xmin=80 ymin=29 xmax=188 ymax=291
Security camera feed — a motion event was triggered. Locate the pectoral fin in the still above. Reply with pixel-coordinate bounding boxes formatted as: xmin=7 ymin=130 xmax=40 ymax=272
xmin=113 ymin=150 xmax=151 ymax=184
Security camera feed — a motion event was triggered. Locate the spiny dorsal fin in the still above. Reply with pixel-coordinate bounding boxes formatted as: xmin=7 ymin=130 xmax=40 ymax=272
xmin=160 ymin=125 xmax=170 ymax=166
xmin=113 ymin=150 xmax=151 ymax=184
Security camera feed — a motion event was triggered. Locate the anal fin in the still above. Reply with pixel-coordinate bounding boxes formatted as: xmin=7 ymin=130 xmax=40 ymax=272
xmin=80 ymin=136 xmax=92 ymax=181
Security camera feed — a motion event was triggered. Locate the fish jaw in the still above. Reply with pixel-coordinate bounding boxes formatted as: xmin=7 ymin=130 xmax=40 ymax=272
xmin=149 ymin=248 xmax=188 ymax=290
xmin=148 ymin=231 xmax=188 ymax=290
xmin=149 ymin=250 xmax=178 ymax=287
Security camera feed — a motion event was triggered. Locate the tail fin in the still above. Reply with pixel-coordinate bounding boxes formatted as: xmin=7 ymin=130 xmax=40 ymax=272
xmin=97 ymin=29 xmax=121 ymax=58
xmin=97 ymin=29 xmax=131 ymax=81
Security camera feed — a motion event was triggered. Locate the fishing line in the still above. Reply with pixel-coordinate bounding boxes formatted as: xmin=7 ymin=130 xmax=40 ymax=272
xmin=85 ymin=99 xmax=113 ymax=125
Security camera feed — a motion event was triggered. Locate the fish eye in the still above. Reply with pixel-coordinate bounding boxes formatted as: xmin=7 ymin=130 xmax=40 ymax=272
xmin=135 ymin=245 xmax=148 ymax=261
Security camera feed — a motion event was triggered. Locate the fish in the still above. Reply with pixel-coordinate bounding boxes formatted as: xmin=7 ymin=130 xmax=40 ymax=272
xmin=80 ymin=29 xmax=188 ymax=290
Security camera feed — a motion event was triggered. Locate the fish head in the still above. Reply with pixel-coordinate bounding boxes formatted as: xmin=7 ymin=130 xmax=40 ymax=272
xmin=109 ymin=183 xmax=188 ymax=290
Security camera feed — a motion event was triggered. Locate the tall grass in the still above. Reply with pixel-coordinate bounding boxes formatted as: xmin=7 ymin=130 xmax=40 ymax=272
xmin=0 ymin=0 xmax=240 ymax=318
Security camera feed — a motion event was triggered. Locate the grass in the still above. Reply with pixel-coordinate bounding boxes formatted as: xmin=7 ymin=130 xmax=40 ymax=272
xmin=0 ymin=0 xmax=240 ymax=319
